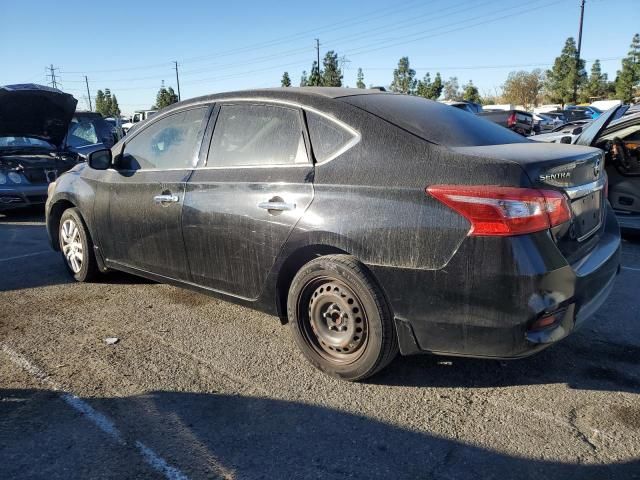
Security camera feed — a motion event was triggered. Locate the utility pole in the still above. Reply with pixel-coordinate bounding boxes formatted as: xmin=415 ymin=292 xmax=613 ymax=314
xmin=314 ymin=38 xmax=321 ymax=85
xmin=573 ymin=0 xmax=586 ymax=103
xmin=174 ymin=61 xmax=181 ymax=101
xmin=84 ymin=76 xmax=93 ymax=111
xmin=47 ymin=64 xmax=58 ymax=89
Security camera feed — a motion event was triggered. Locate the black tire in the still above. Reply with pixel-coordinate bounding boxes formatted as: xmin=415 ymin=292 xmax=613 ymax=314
xmin=287 ymin=254 xmax=398 ymax=381
xmin=58 ymin=208 xmax=99 ymax=282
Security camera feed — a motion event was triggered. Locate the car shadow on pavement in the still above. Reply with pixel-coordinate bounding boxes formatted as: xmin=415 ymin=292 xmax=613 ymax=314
xmin=369 ymin=331 xmax=640 ymax=395
xmin=1 ymin=388 xmax=638 ymax=480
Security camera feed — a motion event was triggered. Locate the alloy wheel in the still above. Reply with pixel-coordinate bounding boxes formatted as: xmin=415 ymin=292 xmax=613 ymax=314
xmin=60 ymin=219 xmax=83 ymax=273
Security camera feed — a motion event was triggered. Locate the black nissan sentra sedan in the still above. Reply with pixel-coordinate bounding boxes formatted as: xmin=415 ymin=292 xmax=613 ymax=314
xmin=45 ymin=88 xmax=621 ymax=381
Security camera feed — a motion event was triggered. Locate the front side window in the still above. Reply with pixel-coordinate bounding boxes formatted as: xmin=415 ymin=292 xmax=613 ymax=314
xmin=121 ymin=107 xmax=206 ymax=170
xmin=207 ymin=104 xmax=308 ymax=167
xmin=305 ymin=111 xmax=356 ymax=162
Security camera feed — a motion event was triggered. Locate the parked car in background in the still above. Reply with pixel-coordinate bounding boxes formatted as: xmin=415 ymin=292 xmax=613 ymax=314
xmin=544 ymin=111 xmax=568 ymax=124
xmin=530 ymin=119 xmax=591 ymax=143
xmin=121 ymin=109 xmax=157 ymax=134
xmin=0 ymin=84 xmax=79 ymax=211
xmin=66 ymin=111 xmax=120 ymax=157
xmin=47 ymin=87 xmax=620 ymax=381
xmin=533 ymin=113 xmax=563 ymax=132
xmin=572 ymin=106 xmax=640 ymax=231
xmin=533 ymin=104 xmax=639 ymax=231
xmin=478 ymin=109 xmax=534 ymax=136
xmin=561 ymin=107 xmax=595 ymax=122
xmin=565 ymin=105 xmax=602 ymax=120
xmin=441 ymin=100 xmax=483 ymax=114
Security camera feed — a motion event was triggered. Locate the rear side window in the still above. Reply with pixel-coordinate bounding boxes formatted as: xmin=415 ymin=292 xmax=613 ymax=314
xmin=305 ymin=111 xmax=356 ymax=162
xmin=207 ymin=104 xmax=308 ymax=167
xmin=342 ymin=94 xmax=528 ymax=147
xmin=121 ymin=107 xmax=207 ymax=170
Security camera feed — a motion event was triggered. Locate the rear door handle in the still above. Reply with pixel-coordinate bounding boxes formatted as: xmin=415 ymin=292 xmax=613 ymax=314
xmin=258 ymin=201 xmax=296 ymax=211
xmin=154 ymin=194 xmax=179 ymax=205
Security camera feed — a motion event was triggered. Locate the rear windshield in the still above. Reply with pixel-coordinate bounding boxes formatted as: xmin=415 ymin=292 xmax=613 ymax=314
xmin=341 ymin=94 xmax=528 ymax=147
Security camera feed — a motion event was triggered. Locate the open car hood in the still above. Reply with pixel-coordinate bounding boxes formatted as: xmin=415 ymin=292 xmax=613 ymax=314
xmin=0 ymin=84 xmax=77 ymax=148
xmin=574 ymin=104 xmax=629 ymax=147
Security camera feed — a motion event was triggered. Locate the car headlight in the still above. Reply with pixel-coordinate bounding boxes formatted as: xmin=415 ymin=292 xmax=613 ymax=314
xmin=7 ymin=172 xmax=22 ymax=184
xmin=0 ymin=172 xmax=6 ymax=185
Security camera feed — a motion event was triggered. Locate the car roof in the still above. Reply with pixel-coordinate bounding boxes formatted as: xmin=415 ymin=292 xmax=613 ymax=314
xmin=171 ymin=87 xmax=390 ymax=108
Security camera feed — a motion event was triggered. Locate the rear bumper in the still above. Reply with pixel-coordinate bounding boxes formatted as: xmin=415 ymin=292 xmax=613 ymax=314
xmin=0 ymin=185 xmax=48 ymax=211
xmin=372 ymin=204 xmax=621 ymax=359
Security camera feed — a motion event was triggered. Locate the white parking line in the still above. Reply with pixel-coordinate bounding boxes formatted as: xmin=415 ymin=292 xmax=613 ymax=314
xmin=0 ymin=250 xmax=52 ymax=262
xmin=0 ymin=342 xmax=190 ymax=480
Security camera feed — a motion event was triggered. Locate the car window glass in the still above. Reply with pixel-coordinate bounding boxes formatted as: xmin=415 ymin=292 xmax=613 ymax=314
xmin=67 ymin=120 xmax=98 ymax=147
xmin=342 ymin=94 xmax=528 ymax=147
xmin=305 ymin=111 xmax=355 ymax=162
xmin=207 ymin=104 xmax=308 ymax=167
xmin=121 ymin=107 xmax=206 ymax=170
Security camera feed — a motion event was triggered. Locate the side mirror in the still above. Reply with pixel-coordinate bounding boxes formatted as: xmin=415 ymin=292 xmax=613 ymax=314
xmin=560 ymin=136 xmax=573 ymax=144
xmin=87 ymin=149 xmax=112 ymax=170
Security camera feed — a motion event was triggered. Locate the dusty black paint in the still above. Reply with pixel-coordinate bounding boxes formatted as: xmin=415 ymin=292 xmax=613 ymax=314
xmin=46 ymin=88 xmax=621 ymax=359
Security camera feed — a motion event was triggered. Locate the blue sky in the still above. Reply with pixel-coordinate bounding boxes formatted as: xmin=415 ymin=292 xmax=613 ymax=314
xmin=1 ymin=0 xmax=637 ymax=114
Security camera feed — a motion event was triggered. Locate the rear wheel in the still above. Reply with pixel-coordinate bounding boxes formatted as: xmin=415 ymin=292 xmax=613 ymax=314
xmin=59 ymin=208 xmax=99 ymax=282
xmin=288 ymin=255 xmax=398 ymax=381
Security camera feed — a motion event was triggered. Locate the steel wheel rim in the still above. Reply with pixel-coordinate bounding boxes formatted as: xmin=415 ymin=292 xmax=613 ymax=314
xmin=60 ymin=219 xmax=83 ymax=273
xmin=300 ymin=277 xmax=368 ymax=364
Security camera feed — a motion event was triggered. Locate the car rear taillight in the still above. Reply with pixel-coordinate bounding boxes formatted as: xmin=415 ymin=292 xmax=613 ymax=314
xmin=426 ymin=185 xmax=572 ymax=236
xmin=507 ymin=112 xmax=517 ymax=128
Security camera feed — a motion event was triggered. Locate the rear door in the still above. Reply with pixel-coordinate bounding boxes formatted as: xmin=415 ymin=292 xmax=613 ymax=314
xmin=182 ymin=102 xmax=314 ymax=299
xmin=94 ymin=106 xmax=210 ymax=279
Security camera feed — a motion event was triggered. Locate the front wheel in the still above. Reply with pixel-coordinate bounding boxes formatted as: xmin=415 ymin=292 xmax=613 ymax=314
xmin=287 ymin=255 xmax=398 ymax=381
xmin=59 ymin=208 xmax=99 ymax=282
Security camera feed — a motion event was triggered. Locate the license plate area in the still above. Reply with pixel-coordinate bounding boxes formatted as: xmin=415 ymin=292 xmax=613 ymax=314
xmin=571 ymin=190 xmax=602 ymax=241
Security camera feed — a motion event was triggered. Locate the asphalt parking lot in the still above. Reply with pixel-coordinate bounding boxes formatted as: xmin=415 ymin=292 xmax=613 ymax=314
xmin=1 ymin=209 xmax=639 ymax=480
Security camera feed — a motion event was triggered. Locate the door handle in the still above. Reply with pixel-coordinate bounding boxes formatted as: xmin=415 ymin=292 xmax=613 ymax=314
xmin=258 ymin=201 xmax=296 ymax=211
xmin=154 ymin=194 xmax=179 ymax=205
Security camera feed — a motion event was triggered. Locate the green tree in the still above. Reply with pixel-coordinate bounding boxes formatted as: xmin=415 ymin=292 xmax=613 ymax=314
xmin=615 ymin=33 xmax=640 ymax=103
xmin=322 ymin=50 xmax=342 ymax=87
xmin=503 ymin=70 xmax=544 ymax=109
xmin=104 ymin=88 xmax=113 ymax=116
xmin=545 ymin=37 xmax=587 ymax=106
xmin=428 ymin=73 xmax=443 ymax=100
xmin=281 ymin=72 xmax=292 ymax=87
xmin=300 ymin=71 xmax=308 ymax=87
xmin=390 ymin=57 xmax=416 ymax=94
xmin=416 ymin=73 xmax=432 ymax=98
xmin=110 ymin=94 xmax=121 ymax=116
xmin=582 ymin=60 xmax=609 ymax=101
xmin=154 ymin=86 xmax=179 ymax=110
xmin=442 ymin=77 xmax=461 ymax=101
xmin=95 ymin=90 xmax=106 ymax=114
xmin=356 ymin=68 xmax=366 ymax=89
xmin=462 ymin=80 xmax=481 ymax=103
xmin=307 ymin=61 xmax=322 ymax=86
xmin=417 ymin=73 xmax=444 ymax=100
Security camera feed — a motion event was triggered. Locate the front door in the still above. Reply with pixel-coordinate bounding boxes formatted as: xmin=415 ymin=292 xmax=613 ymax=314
xmin=182 ymin=102 xmax=314 ymax=299
xmin=95 ymin=106 xmax=210 ymax=280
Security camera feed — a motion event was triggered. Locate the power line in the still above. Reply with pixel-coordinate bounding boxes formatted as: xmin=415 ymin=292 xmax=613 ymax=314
xmin=54 ymin=0 xmax=506 ymax=87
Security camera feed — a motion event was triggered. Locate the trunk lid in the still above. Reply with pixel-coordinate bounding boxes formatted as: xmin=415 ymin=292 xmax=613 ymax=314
xmin=452 ymin=143 xmax=606 ymax=261
xmin=0 ymin=84 xmax=77 ymax=148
